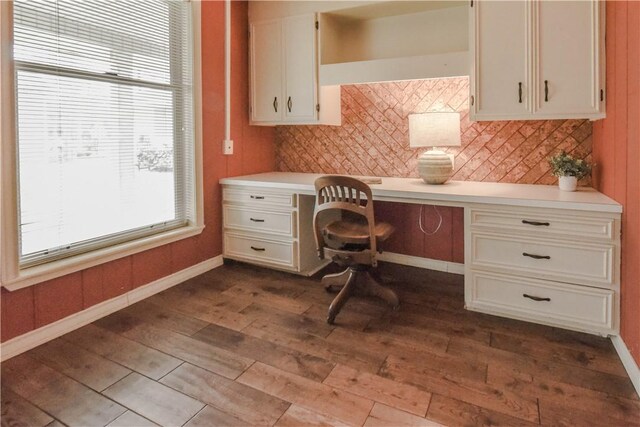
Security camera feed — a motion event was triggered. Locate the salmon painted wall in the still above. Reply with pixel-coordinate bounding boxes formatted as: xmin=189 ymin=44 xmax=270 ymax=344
xmin=593 ymin=1 xmax=640 ymax=364
xmin=374 ymin=203 xmax=465 ymax=264
xmin=0 ymin=1 xmax=276 ymax=343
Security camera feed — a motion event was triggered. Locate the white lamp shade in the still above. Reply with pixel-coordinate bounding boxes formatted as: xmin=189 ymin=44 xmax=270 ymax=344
xmin=409 ymin=112 xmax=461 ymax=148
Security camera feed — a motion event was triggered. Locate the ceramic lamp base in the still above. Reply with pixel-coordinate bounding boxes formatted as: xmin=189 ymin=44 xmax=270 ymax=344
xmin=417 ymin=149 xmax=454 ymax=185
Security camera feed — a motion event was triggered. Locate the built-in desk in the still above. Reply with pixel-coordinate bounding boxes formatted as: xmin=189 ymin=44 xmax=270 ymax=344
xmin=220 ymin=172 xmax=622 ymax=336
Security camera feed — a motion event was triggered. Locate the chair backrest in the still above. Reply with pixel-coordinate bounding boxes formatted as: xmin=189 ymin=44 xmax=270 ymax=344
xmin=313 ymin=175 xmax=377 ymax=258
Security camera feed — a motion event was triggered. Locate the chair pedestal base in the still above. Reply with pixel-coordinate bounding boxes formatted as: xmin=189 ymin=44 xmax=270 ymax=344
xmin=322 ymin=267 xmax=399 ymax=324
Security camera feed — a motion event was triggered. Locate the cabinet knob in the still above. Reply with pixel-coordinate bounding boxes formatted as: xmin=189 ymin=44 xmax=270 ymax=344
xmin=273 ymin=97 xmax=278 ymax=112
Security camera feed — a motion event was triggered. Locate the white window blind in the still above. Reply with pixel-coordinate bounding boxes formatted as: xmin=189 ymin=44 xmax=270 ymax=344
xmin=13 ymin=0 xmax=195 ymax=266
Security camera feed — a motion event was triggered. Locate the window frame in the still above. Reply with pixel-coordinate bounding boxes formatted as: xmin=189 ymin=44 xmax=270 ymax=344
xmin=0 ymin=0 xmax=204 ymax=291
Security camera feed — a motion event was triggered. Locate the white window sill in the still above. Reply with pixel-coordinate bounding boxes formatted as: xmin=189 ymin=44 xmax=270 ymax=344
xmin=1 ymin=224 xmax=205 ymax=291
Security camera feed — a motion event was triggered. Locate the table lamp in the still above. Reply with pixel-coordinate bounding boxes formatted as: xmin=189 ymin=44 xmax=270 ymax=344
xmin=409 ymin=112 xmax=461 ymax=184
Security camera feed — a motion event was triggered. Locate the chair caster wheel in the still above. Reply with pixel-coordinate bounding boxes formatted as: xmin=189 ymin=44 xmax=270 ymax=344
xmin=327 ymin=315 xmax=336 ymax=325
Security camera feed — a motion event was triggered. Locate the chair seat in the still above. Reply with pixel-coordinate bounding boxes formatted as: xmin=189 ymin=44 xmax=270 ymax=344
xmin=323 ymin=219 xmax=394 ymax=245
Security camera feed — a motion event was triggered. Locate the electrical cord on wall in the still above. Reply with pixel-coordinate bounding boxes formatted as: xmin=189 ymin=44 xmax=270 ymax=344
xmin=419 ymin=205 xmax=443 ymax=236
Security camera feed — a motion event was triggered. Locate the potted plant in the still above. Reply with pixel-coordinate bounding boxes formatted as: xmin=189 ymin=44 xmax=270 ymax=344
xmin=548 ymin=151 xmax=591 ymax=192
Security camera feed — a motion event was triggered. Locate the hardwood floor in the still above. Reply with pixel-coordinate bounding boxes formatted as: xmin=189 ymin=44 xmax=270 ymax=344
xmin=2 ymin=262 xmax=638 ymax=427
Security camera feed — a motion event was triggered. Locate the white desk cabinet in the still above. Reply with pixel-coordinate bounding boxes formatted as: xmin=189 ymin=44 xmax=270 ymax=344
xmin=249 ymin=14 xmax=341 ymax=126
xmin=466 ymin=204 xmax=619 ymax=336
xmin=222 ymin=186 xmax=329 ymax=275
xmin=470 ymin=0 xmax=605 ymax=121
xmin=221 ymin=172 xmax=621 ymax=336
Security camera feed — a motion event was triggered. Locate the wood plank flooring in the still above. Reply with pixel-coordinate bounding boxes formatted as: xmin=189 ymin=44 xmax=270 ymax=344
xmin=2 ymin=262 xmax=638 ymax=427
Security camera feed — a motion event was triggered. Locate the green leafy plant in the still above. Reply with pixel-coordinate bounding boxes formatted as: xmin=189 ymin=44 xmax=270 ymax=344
xmin=548 ymin=151 xmax=591 ymax=179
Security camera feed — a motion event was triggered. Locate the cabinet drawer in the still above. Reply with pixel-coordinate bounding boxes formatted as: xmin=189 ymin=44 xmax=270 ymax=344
xmin=223 ymin=188 xmax=294 ymax=207
xmin=468 ymin=271 xmax=614 ymax=333
xmin=471 ymin=233 xmax=614 ymax=287
xmin=470 ymin=208 xmax=615 ymax=241
xmin=224 ymin=206 xmax=294 ymax=237
xmin=224 ymin=234 xmax=296 ymax=268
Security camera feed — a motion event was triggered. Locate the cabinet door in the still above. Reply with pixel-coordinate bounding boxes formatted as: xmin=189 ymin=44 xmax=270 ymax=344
xmin=282 ymin=14 xmax=318 ymax=122
xmin=536 ymin=0 xmax=602 ymax=117
xmin=250 ymin=19 xmax=282 ymax=123
xmin=470 ymin=1 xmax=531 ymax=120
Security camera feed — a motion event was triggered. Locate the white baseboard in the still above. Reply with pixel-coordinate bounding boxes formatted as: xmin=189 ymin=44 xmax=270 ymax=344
xmin=611 ymin=335 xmax=640 ymax=398
xmin=0 ymin=255 xmax=223 ymax=362
xmin=378 ymin=251 xmax=464 ymax=275
xmin=127 ymin=256 xmax=223 ymax=304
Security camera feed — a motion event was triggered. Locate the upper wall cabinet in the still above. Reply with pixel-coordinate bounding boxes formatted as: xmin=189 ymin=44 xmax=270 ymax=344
xmin=249 ymin=13 xmax=341 ymax=126
xmin=250 ymin=18 xmax=283 ymax=123
xmin=470 ymin=0 xmax=605 ymax=121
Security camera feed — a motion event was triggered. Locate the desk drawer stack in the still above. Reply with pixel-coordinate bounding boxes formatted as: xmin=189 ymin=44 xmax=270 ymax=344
xmin=465 ymin=204 xmax=620 ymax=336
xmin=222 ymin=186 xmax=328 ymax=275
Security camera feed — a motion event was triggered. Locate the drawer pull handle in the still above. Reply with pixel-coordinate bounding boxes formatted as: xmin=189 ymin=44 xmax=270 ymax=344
xmin=522 ymin=220 xmax=550 ymax=227
xmin=250 ymin=218 xmax=265 ymax=223
xmin=523 ymin=252 xmax=551 ymax=260
xmin=523 ymin=293 xmax=551 ymax=302
xmin=544 ymin=80 xmax=549 ymax=102
xmin=250 ymin=246 xmax=266 ymax=252
xmin=518 ymin=82 xmax=523 ymax=103
xmin=250 ymin=195 xmax=264 ymax=200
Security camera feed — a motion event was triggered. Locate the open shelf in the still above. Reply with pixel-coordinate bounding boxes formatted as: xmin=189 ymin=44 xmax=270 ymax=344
xmin=319 ymin=1 xmax=469 ymax=84
xmin=319 ymin=51 xmax=468 ymax=86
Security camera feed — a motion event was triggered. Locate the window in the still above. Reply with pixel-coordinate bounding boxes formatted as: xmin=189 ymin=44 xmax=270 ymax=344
xmin=11 ymin=0 xmax=198 ymax=268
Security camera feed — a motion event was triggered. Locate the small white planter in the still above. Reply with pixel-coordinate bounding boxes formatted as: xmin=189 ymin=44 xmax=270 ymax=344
xmin=558 ymin=176 xmax=578 ymax=192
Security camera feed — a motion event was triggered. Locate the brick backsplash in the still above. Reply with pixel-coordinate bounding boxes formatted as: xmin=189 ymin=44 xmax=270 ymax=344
xmin=275 ymin=77 xmax=592 ymax=185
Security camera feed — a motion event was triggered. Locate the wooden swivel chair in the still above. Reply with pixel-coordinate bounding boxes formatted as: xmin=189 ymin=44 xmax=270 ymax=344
xmin=313 ymin=176 xmax=400 ymax=324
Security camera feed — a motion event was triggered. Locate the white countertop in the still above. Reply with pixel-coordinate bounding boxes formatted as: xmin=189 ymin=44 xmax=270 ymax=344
xmin=220 ymin=172 xmax=622 ymax=214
